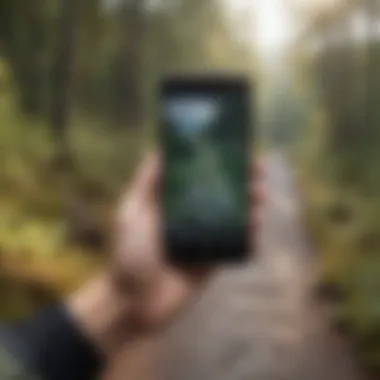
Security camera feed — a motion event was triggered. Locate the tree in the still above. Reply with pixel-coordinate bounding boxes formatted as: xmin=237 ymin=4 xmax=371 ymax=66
xmin=49 ymin=0 xmax=80 ymax=154
xmin=112 ymin=0 xmax=145 ymax=127
xmin=0 ymin=0 xmax=51 ymax=117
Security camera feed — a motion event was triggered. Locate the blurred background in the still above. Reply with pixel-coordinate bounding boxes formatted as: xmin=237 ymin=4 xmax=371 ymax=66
xmin=1 ymin=0 xmax=380 ymax=375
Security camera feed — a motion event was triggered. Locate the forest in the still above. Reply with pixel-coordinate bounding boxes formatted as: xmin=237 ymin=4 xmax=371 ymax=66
xmin=2 ymin=0 xmax=380 ymax=375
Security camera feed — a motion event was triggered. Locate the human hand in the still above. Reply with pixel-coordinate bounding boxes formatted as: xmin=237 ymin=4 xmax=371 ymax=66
xmin=111 ymin=152 xmax=264 ymax=335
xmin=68 ymin=152 xmax=264 ymax=355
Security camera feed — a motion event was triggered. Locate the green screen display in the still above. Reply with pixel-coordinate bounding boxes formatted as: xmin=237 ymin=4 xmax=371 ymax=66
xmin=161 ymin=82 xmax=251 ymax=263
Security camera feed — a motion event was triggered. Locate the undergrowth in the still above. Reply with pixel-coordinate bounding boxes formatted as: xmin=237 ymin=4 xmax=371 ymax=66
xmin=0 ymin=86 xmax=149 ymax=317
xmin=295 ymin=148 xmax=380 ymax=372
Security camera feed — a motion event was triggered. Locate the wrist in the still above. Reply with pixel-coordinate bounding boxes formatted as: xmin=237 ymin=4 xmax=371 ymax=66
xmin=67 ymin=272 xmax=131 ymax=356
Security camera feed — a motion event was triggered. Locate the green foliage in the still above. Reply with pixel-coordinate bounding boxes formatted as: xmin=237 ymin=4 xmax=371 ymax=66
xmin=294 ymin=0 xmax=380 ymax=370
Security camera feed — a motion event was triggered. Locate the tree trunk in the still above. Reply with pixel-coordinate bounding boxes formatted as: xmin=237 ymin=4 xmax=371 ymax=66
xmin=363 ymin=0 xmax=380 ymax=142
xmin=49 ymin=0 xmax=79 ymax=165
xmin=117 ymin=0 xmax=145 ymax=128
xmin=6 ymin=0 xmax=48 ymax=118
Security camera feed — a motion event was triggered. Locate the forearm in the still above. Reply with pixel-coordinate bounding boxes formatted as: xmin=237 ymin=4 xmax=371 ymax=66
xmin=1 ymin=274 xmax=131 ymax=380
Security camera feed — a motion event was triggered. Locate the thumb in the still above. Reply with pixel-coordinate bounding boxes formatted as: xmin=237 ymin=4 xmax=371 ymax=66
xmin=129 ymin=152 xmax=161 ymax=203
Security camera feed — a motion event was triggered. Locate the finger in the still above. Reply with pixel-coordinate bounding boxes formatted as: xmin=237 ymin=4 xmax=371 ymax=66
xmin=250 ymin=183 xmax=267 ymax=204
xmin=129 ymin=152 xmax=161 ymax=202
xmin=251 ymin=159 xmax=266 ymax=178
xmin=249 ymin=209 xmax=262 ymax=229
xmin=250 ymin=207 xmax=263 ymax=256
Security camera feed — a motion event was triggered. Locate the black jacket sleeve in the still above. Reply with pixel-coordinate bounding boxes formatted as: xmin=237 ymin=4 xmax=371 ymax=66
xmin=0 ymin=305 xmax=103 ymax=380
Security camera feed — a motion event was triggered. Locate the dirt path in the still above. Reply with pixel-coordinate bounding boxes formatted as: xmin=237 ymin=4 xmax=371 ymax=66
xmin=104 ymin=152 xmax=366 ymax=380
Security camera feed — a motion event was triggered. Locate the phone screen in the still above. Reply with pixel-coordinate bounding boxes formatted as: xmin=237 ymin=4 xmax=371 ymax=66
xmin=160 ymin=76 xmax=253 ymax=265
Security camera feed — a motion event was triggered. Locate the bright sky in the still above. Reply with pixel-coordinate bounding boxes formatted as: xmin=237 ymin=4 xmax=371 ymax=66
xmin=226 ymin=0 xmax=295 ymax=58
xmin=226 ymin=0 xmax=348 ymax=59
xmin=257 ymin=0 xmax=294 ymax=56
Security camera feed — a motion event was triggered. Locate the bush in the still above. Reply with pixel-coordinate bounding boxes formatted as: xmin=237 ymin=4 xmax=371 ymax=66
xmin=297 ymin=163 xmax=380 ymax=371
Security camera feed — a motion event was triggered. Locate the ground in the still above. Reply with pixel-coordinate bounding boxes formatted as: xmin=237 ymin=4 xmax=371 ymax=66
xmin=103 ymin=152 xmax=368 ymax=380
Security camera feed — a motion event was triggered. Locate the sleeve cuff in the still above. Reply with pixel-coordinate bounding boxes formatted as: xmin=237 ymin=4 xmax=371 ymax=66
xmin=4 ymin=305 xmax=104 ymax=380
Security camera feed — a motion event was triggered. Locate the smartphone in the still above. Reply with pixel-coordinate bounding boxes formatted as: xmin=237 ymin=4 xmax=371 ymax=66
xmin=160 ymin=75 xmax=253 ymax=266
